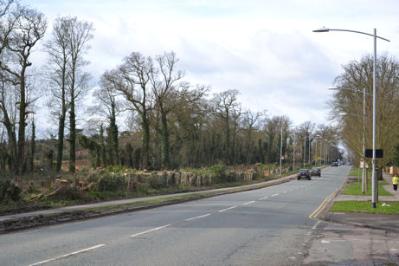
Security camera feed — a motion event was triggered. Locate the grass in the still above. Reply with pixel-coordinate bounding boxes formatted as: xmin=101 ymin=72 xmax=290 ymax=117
xmin=342 ymin=180 xmax=391 ymax=196
xmin=331 ymin=201 xmax=399 ymax=215
xmin=348 ymin=167 xmax=375 ymax=178
xmin=349 ymin=167 xmax=362 ymax=177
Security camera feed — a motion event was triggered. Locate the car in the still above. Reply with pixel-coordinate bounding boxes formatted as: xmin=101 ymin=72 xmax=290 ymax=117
xmin=297 ymin=169 xmax=311 ymax=180
xmin=331 ymin=162 xmax=339 ymax=167
xmin=310 ymin=167 xmax=321 ymax=177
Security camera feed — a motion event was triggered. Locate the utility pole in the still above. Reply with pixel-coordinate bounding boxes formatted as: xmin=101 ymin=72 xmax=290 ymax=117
xmin=313 ymin=27 xmax=390 ymax=209
xmin=292 ymin=132 xmax=296 ymax=171
xmin=371 ymin=28 xmax=378 ymax=208
xmin=303 ymin=138 xmax=306 ymax=167
xmin=279 ymin=125 xmax=283 ymax=176
xmin=362 ymin=86 xmax=367 ymax=193
xmin=315 ymin=138 xmax=318 ymax=166
xmin=308 ymin=135 xmax=311 ymax=165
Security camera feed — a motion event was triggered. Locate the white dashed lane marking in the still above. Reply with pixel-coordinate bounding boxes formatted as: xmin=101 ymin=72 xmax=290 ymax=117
xmin=130 ymin=224 xmax=170 ymax=238
xmin=218 ymin=206 xmax=238 ymax=213
xmin=29 ymin=244 xmax=106 ymax=266
xmin=184 ymin=213 xmax=211 ymax=222
xmin=242 ymin=201 xmax=256 ymax=206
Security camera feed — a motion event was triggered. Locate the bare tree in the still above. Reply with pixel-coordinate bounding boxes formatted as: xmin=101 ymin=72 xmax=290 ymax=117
xmin=66 ymin=17 xmax=93 ymax=173
xmin=332 ymin=55 xmax=399 ymax=165
xmin=213 ymin=89 xmax=240 ymax=163
xmin=150 ymin=52 xmax=183 ymax=168
xmin=0 ymin=78 xmax=17 ymax=170
xmin=113 ymin=52 xmax=154 ymax=169
xmin=242 ymin=110 xmax=263 ymax=163
xmin=0 ymin=5 xmax=46 ymax=174
xmin=0 ymin=0 xmax=13 ymax=17
xmin=96 ymin=71 xmax=122 ymax=165
xmin=45 ymin=17 xmax=72 ymax=172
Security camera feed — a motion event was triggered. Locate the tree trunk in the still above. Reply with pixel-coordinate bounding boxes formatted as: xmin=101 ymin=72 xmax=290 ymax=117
xmin=56 ymin=61 xmax=67 ymax=172
xmin=160 ymin=108 xmax=170 ymax=169
xmin=1 ymin=109 xmax=17 ymax=172
xmin=69 ymin=57 xmax=77 ymax=173
xmin=30 ymin=118 xmax=35 ymax=172
xmin=17 ymin=68 xmax=26 ymax=174
xmin=99 ymin=124 xmax=106 ymax=166
xmin=69 ymin=95 xmax=76 ymax=173
xmin=142 ymin=112 xmax=150 ymax=169
xmin=225 ymin=112 xmax=230 ymax=164
xmin=109 ymin=103 xmax=119 ymax=164
xmin=56 ymin=112 xmax=65 ymax=172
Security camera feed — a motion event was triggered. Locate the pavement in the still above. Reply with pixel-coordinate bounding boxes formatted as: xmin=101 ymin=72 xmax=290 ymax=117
xmin=0 ymin=166 xmax=350 ymax=265
xmin=324 ymin=169 xmax=399 ymax=234
xmin=304 ymin=168 xmax=399 ymax=265
xmin=304 ymin=220 xmax=399 ymax=265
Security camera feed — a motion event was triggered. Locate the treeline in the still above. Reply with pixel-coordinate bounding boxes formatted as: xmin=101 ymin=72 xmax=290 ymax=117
xmin=331 ymin=55 xmax=399 ymax=167
xmin=0 ymin=1 xmax=341 ymax=176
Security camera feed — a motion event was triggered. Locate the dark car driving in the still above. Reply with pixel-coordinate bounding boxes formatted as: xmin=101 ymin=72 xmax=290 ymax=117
xmin=297 ymin=169 xmax=311 ymax=180
xmin=331 ymin=161 xmax=339 ymax=167
xmin=310 ymin=167 xmax=321 ymax=177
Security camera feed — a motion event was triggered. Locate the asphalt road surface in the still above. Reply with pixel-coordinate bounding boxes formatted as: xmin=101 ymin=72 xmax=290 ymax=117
xmin=0 ymin=166 xmax=350 ymax=266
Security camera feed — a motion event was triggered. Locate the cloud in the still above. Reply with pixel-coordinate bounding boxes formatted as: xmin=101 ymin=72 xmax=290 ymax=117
xmin=21 ymin=0 xmax=399 ymax=134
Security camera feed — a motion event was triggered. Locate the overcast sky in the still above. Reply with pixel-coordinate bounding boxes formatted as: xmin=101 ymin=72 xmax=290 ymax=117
xmin=25 ymin=0 xmax=399 ymax=134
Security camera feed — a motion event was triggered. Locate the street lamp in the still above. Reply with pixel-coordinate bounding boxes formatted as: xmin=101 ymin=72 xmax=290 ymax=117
xmin=292 ymin=131 xmax=296 ymax=171
xmin=314 ymin=27 xmax=390 ymax=208
xmin=279 ymin=125 xmax=283 ymax=176
xmin=315 ymin=134 xmax=321 ymax=166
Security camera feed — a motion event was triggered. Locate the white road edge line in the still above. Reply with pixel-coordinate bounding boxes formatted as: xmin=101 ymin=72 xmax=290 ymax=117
xmin=130 ymin=224 xmax=170 ymax=238
xmin=271 ymin=193 xmax=279 ymax=197
xmin=218 ymin=206 xmax=238 ymax=213
xmin=242 ymin=200 xmax=256 ymax=206
xmin=184 ymin=213 xmax=211 ymax=222
xmin=312 ymin=220 xmax=321 ymax=230
xmin=29 ymin=244 xmax=105 ymax=266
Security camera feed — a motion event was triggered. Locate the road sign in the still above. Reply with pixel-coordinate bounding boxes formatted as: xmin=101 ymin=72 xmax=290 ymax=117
xmin=365 ymin=149 xmax=383 ymax=158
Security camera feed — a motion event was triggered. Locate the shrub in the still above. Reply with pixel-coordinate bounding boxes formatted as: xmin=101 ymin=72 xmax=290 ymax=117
xmin=209 ymin=163 xmax=226 ymax=178
xmin=0 ymin=180 xmax=22 ymax=202
xmin=136 ymin=182 xmax=150 ymax=195
xmin=46 ymin=186 xmax=86 ymax=201
xmin=97 ymin=173 xmax=127 ymax=192
xmin=148 ymin=175 xmax=165 ymax=189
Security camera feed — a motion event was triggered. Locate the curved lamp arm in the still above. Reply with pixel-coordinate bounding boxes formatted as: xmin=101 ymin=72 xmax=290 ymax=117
xmin=313 ymin=27 xmax=390 ymax=42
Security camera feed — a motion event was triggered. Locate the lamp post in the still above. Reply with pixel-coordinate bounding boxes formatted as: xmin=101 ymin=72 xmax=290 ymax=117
xmin=314 ymin=27 xmax=390 ymax=208
xmin=315 ymin=134 xmax=321 ymax=166
xmin=279 ymin=125 xmax=283 ymax=176
xmin=308 ymin=134 xmax=311 ymax=165
xmin=361 ymin=85 xmax=367 ymax=193
xmin=303 ymin=138 xmax=306 ymax=167
xmin=292 ymin=131 xmax=296 ymax=171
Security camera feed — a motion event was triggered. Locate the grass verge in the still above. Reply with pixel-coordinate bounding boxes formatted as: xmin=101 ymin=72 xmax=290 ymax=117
xmin=331 ymin=200 xmax=399 ymax=215
xmin=342 ymin=180 xmax=391 ymax=196
xmin=349 ymin=167 xmax=362 ymax=177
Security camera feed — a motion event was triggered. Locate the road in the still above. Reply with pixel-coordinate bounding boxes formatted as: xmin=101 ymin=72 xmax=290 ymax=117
xmin=0 ymin=166 xmax=350 ymax=266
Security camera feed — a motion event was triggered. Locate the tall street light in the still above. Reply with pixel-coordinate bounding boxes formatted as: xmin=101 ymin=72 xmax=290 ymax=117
xmin=315 ymin=134 xmax=321 ymax=166
xmin=279 ymin=125 xmax=283 ymax=176
xmin=314 ymin=27 xmax=390 ymax=208
xmin=292 ymin=131 xmax=296 ymax=171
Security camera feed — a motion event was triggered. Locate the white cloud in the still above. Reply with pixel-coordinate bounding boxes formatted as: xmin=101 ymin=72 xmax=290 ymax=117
xmin=24 ymin=0 xmax=399 ymax=133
